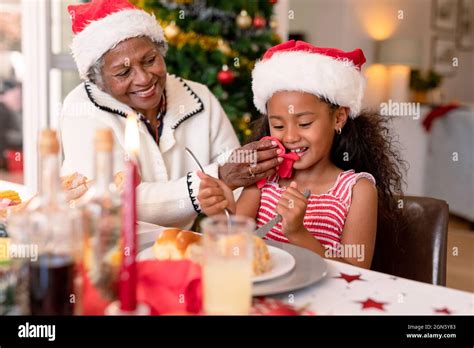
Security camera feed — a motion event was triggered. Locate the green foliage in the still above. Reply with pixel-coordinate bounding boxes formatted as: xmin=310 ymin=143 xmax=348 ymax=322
xmin=409 ymin=69 xmax=442 ymax=91
xmin=140 ymin=0 xmax=280 ymax=142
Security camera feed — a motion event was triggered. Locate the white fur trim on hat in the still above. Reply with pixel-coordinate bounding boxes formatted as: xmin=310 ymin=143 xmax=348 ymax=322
xmin=252 ymin=51 xmax=366 ymax=118
xmin=71 ymin=9 xmax=167 ymax=80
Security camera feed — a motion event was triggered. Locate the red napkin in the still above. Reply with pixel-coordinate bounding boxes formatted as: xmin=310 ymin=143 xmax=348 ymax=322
xmin=137 ymin=260 xmax=202 ymax=315
xmin=422 ymin=103 xmax=459 ymax=132
xmin=82 ymin=260 xmax=202 ymax=315
xmin=257 ymin=136 xmax=299 ymax=189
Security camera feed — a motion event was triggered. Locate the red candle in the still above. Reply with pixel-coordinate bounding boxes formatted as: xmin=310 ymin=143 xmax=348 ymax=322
xmin=119 ymin=113 xmax=140 ymax=312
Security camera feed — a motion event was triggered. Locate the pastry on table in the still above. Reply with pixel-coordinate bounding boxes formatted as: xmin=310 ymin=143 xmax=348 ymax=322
xmin=152 ymin=228 xmax=272 ymax=276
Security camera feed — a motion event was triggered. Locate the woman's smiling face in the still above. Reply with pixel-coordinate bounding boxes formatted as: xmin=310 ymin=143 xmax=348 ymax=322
xmin=100 ymin=36 xmax=167 ymax=117
xmin=267 ymin=91 xmax=340 ymax=171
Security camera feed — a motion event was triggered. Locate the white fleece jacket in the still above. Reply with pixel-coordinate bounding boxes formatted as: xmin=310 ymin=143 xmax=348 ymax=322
xmin=60 ymin=74 xmax=240 ymax=229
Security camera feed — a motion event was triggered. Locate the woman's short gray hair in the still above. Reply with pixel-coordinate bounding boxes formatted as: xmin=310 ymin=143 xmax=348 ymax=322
xmin=86 ymin=36 xmax=167 ymax=87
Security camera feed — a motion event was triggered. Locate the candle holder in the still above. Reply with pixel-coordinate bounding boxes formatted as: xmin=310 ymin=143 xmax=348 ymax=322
xmin=105 ymin=300 xmax=150 ymax=316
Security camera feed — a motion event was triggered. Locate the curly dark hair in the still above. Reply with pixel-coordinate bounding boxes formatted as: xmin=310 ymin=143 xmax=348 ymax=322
xmin=246 ymin=100 xmax=408 ymax=235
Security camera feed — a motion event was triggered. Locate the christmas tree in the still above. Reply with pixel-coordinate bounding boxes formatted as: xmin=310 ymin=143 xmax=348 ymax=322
xmin=133 ymin=0 xmax=281 ymax=142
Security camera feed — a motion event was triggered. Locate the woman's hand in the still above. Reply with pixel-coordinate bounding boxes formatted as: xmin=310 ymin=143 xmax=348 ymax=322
xmin=276 ymin=181 xmax=308 ymax=237
xmin=197 ymin=171 xmax=236 ymax=216
xmin=61 ymin=172 xmax=89 ymax=202
xmin=218 ymin=139 xmax=283 ymax=190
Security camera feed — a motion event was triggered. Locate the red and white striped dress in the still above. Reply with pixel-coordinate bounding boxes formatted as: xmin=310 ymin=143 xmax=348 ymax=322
xmin=256 ymin=169 xmax=376 ymax=250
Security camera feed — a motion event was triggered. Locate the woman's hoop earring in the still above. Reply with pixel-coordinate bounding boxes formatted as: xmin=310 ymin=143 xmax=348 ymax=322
xmin=336 ymin=128 xmax=342 ymax=135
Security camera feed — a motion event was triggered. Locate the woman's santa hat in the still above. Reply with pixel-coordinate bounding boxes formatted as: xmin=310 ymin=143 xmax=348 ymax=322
xmin=252 ymin=40 xmax=367 ymax=118
xmin=68 ymin=0 xmax=167 ymax=79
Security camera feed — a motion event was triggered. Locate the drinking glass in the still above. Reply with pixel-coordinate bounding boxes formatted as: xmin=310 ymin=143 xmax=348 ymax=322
xmin=201 ymin=215 xmax=254 ymax=315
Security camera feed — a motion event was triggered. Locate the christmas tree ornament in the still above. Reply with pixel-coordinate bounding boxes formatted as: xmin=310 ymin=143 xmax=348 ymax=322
xmin=236 ymin=10 xmax=252 ymax=29
xmin=217 ymin=38 xmax=232 ymax=55
xmin=164 ymin=21 xmax=180 ymax=40
xmin=217 ymin=65 xmax=235 ymax=85
xmin=243 ymin=113 xmax=251 ymax=123
xmin=253 ymin=14 xmax=267 ymax=29
xmin=270 ymin=16 xmax=278 ymax=30
xmin=268 ymin=0 xmax=278 ymax=4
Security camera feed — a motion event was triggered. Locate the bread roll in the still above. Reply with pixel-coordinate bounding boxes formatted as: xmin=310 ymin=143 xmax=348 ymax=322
xmin=152 ymin=228 xmax=272 ymax=276
xmin=152 ymin=229 xmax=202 ymax=260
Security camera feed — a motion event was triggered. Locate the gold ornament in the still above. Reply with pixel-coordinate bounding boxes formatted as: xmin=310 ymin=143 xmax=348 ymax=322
xmin=243 ymin=113 xmax=251 ymax=123
xmin=270 ymin=16 xmax=278 ymax=30
xmin=217 ymin=39 xmax=232 ymax=55
xmin=236 ymin=10 xmax=252 ymax=29
xmin=164 ymin=21 xmax=181 ymax=40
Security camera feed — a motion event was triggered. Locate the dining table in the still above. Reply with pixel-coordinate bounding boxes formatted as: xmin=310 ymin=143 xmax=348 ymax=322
xmin=2 ymin=180 xmax=471 ymax=317
xmin=137 ymin=222 xmax=473 ymax=316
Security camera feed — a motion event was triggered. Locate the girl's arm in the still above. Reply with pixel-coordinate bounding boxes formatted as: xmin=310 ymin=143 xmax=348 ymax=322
xmin=235 ymin=184 xmax=261 ymax=220
xmin=282 ymin=179 xmax=377 ymax=269
xmin=339 ymin=178 xmax=378 ymax=268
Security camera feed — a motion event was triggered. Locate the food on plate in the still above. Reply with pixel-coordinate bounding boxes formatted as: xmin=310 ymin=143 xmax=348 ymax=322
xmin=0 ymin=190 xmax=23 ymax=220
xmin=152 ymin=229 xmax=201 ymax=260
xmin=0 ymin=190 xmax=21 ymax=205
xmin=252 ymin=235 xmax=272 ymax=275
xmin=152 ymin=229 xmax=272 ymax=276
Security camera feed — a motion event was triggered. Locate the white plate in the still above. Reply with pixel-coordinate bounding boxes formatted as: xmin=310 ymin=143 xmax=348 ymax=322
xmin=253 ymin=246 xmax=295 ymax=283
xmin=137 ymin=244 xmax=295 ymax=283
xmin=252 ymin=240 xmax=327 ymax=297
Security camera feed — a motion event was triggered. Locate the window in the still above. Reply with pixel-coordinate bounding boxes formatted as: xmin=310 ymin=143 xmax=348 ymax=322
xmin=0 ymin=0 xmax=23 ymax=184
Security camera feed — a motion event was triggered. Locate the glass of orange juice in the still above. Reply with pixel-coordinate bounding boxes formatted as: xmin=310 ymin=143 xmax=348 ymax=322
xmin=201 ymin=215 xmax=254 ymax=315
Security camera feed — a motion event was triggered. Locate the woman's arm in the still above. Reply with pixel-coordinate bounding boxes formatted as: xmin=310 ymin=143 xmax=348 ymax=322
xmin=60 ymin=112 xmax=202 ymax=229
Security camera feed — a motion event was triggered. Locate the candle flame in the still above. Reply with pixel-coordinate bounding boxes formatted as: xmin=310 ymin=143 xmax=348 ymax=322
xmin=125 ymin=113 xmax=140 ymax=156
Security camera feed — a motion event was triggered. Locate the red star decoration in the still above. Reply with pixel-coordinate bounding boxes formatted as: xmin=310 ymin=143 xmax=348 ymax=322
xmin=434 ymin=307 xmax=452 ymax=315
xmin=334 ymin=272 xmax=365 ymax=283
xmin=357 ymin=298 xmax=388 ymax=311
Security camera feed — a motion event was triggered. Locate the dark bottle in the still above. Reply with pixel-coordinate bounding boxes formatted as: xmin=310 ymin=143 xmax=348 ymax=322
xmin=24 ymin=129 xmax=83 ymax=315
xmin=29 ymin=253 xmax=74 ymax=315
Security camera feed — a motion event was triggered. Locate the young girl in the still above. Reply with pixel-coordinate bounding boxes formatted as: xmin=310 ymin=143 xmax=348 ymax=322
xmin=198 ymin=40 xmax=405 ymax=269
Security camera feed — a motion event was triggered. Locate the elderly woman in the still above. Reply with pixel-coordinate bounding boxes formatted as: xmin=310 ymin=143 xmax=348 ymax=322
xmin=60 ymin=0 xmax=280 ymax=229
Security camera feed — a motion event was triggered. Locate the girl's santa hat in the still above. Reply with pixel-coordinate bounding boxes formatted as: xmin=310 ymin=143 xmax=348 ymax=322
xmin=252 ymin=40 xmax=367 ymax=118
xmin=68 ymin=0 xmax=167 ymax=79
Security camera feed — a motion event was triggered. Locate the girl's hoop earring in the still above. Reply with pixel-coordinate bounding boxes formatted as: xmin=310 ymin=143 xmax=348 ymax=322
xmin=336 ymin=128 xmax=342 ymax=135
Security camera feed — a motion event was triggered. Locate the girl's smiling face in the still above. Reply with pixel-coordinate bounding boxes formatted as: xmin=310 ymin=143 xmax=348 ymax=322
xmin=267 ymin=91 xmax=347 ymax=171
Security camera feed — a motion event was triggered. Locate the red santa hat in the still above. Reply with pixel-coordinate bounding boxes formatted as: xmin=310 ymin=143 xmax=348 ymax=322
xmin=68 ymin=0 xmax=167 ymax=79
xmin=252 ymin=40 xmax=367 ymax=118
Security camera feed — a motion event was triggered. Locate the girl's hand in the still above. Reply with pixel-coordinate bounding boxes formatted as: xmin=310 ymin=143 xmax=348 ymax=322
xmin=276 ymin=181 xmax=308 ymax=236
xmin=197 ymin=171 xmax=236 ymax=216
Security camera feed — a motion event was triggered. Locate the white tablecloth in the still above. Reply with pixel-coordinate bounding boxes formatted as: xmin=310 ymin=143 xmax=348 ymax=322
xmin=137 ymin=223 xmax=472 ymax=315
xmin=273 ymin=259 xmax=473 ymax=315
